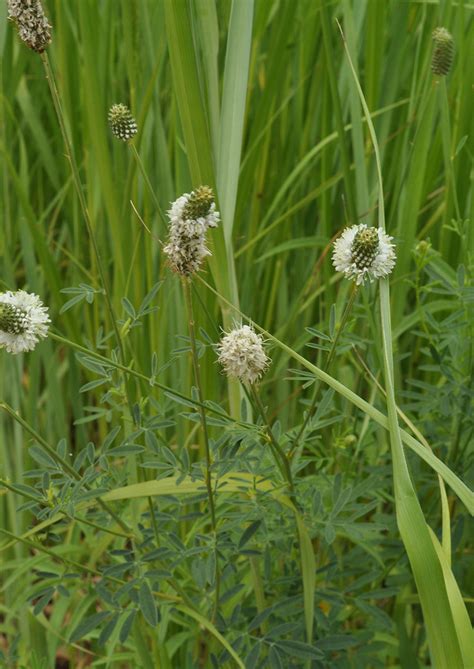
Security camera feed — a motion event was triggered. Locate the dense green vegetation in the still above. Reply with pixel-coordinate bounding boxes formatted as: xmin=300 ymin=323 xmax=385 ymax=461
xmin=0 ymin=1 xmax=473 ymax=667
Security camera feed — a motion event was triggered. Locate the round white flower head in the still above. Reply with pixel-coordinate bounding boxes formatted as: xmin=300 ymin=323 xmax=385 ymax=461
xmin=332 ymin=224 xmax=396 ymax=285
xmin=163 ymin=186 xmax=219 ymax=276
xmin=0 ymin=290 xmax=50 ymax=354
xmin=217 ymin=324 xmax=270 ymax=385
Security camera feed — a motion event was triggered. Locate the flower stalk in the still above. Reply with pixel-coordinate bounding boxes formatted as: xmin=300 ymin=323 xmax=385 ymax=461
xmin=40 ymin=56 xmax=119 ymax=347
xmin=181 ymin=278 xmax=220 ymax=619
xmin=129 ymin=143 xmax=167 ymax=227
xmin=40 ymin=54 xmax=136 ymax=418
xmin=215 ymin=323 xmax=294 ymax=495
xmin=248 ymin=384 xmax=295 ymax=498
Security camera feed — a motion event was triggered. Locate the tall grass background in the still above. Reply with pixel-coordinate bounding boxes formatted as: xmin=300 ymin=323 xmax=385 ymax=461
xmin=0 ymin=0 xmax=473 ymax=667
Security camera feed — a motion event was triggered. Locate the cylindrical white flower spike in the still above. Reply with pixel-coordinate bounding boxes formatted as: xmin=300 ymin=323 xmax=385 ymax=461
xmin=0 ymin=290 xmax=50 ymax=354
xmin=7 ymin=0 xmax=52 ymax=53
xmin=332 ymin=224 xmax=396 ymax=285
xmin=164 ymin=186 xmax=219 ymax=276
xmin=217 ymin=324 xmax=270 ymax=385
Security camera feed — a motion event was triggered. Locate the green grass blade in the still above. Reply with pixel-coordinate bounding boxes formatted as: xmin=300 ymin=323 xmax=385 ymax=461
xmin=339 ymin=21 xmax=467 ymax=667
xmin=217 ymin=0 xmax=254 ymax=245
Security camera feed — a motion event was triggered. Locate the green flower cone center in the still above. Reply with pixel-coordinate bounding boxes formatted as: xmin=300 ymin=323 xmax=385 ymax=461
xmin=183 ymin=186 xmax=214 ymax=219
xmin=352 ymin=228 xmax=379 ymax=270
xmin=0 ymin=303 xmax=28 ymax=335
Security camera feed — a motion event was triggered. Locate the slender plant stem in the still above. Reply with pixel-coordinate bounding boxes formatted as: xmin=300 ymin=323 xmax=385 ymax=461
xmin=438 ymin=80 xmax=461 ymax=221
xmin=181 ymin=277 xmax=220 ymax=619
xmin=41 ymin=56 xmax=120 ymax=353
xmin=40 ymin=55 xmax=163 ymax=553
xmin=129 ymin=143 xmax=167 ymax=226
xmin=40 ymin=53 xmax=137 ymax=417
xmin=290 ymin=282 xmax=358 ymax=457
xmin=249 ymin=385 xmax=295 ymax=497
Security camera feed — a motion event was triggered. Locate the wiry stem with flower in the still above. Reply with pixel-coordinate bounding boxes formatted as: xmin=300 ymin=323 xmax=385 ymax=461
xmin=107 ymin=102 xmax=171 ymax=551
xmin=291 ymin=224 xmax=396 ymax=457
xmin=107 ymin=103 xmax=167 ymax=226
xmin=34 ymin=49 xmax=140 ymax=434
xmin=216 ymin=324 xmax=295 ymax=496
xmin=9 ymin=8 xmax=131 ymax=402
xmin=164 ymin=186 xmax=221 ymax=619
xmin=182 ymin=278 xmax=219 ymax=606
xmin=40 ymin=55 xmax=125 ymax=358
xmin=8 ymin=5 xmax=149 ymax=559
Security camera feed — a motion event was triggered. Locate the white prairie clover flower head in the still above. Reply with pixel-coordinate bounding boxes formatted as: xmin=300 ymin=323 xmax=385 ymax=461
xmin=0 ymin=290 xmax=50 ymax=354
xmin=217 ymin=324 xmax=270 ymax=385
xmin=332 ymin=224 xmax=396 ymax=285
xmin=8 ymin=0 xmax=52 ymax=53
xmin=163 ymin=186 xmax=219 ymax=276
xmin=108 ymin=103 xmax=138 ymax=142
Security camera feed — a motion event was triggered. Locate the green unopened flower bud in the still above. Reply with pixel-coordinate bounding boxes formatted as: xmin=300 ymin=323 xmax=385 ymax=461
xmin=415 ymin=240 xmax=431 ymax=256
xmin=108 ymin=103 xmax=138 ymax=142
xmin=7 ymin=0 xmax=52 ymax=53
xmin=431 ymin=27 xmax=454 ymax=76
xmin=183 ymin=186 xmax=214 ymax=220
xmin=334 ymin=434 xmax=356 ymax=450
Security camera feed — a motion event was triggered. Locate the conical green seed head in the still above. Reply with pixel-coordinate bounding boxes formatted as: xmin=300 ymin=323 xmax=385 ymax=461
xmin=352 ymin=227 xmax=379 ymax=270
xmin=431 ymin=27 xmax=454 ymax=76
xmin=108 ymin=104 xmax=138 ymax=141
xmin=0 ymin=304 xmax=27 ymax=335
xmin=183 ymin=186 xmax=214 ymax=219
